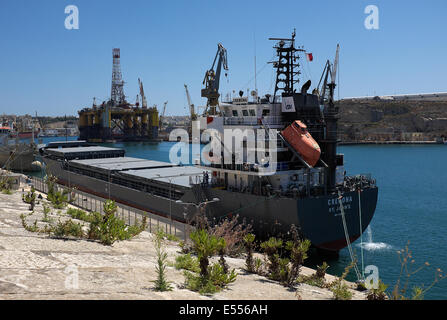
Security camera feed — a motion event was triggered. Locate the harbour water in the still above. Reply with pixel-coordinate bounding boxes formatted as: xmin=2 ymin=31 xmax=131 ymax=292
xmin=335 ymin=144 xmax=447 ymax=299
xmin=35 ymin=138 xmax=447 ymax=299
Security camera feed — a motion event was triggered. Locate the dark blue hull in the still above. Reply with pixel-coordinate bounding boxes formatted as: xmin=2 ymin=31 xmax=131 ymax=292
xmin=206 ymin=187 xmax=378 ymax=253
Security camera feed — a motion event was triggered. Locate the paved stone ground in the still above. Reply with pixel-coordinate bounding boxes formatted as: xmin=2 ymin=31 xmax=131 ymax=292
xmin=0 ymin=184 xmax=367 ymax=300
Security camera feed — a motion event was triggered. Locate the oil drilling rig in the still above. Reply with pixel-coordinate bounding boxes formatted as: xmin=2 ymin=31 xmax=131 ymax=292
xmin=201 ymin=43 xmax=228 ymax=116
xmin=78 ymin=49 xmax=160 ymax=142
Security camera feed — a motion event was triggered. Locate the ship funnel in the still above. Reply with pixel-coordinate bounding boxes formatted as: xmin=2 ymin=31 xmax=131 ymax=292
xmin=301 ymin=80 xmax=312 ymax=94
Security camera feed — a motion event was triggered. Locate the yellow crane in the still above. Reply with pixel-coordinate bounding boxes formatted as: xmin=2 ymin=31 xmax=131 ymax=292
xmin=138 ymin=78 xmax=148 ymax=108
xmin=184 ymin=84 xmax=196 ymax=121
xmin=160 ymin=101 xmax=168 ymax=129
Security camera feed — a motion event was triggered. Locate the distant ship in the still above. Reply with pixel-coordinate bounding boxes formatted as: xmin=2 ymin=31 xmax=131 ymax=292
xmin=10 ymin=129 xmax=40 ymax=140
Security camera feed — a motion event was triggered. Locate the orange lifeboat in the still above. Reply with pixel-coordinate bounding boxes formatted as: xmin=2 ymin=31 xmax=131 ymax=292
xmin=281 ymin=120 xmax=321 ymax=167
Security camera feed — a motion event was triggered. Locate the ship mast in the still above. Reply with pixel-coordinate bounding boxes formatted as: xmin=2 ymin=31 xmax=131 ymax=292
xmin=269 ymin=29 xmax=305 ymax=103
xmin=321 ymin=44 xmax=340 ymax=192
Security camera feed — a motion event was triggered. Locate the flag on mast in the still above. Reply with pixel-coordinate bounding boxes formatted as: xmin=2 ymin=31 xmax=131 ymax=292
xmin=306 ymin=53 xmax=313 ymax=62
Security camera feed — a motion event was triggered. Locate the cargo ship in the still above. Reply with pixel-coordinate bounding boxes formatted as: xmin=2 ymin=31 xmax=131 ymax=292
xmin=40 ymin=33 xmax=378 ymax=256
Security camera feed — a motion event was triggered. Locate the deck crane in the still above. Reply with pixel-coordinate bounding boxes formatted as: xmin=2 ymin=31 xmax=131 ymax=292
xmin=138 ymin=78 xmax=148 ymax=108
xmin=184 ymin=84 xmax=196 ymax=121
xmin=201 ymin=43 xmax=228 ymax=116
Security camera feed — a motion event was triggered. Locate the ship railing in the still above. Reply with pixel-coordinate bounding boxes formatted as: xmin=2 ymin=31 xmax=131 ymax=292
xmin=223 ymin=116 xmax=284 ymax=126
xmin=204 ymin=160 xmax=292 ymax=173
xmin=29 ymin=176 xmax=192 ymax=241
xmin=342 ymin=174 xmax=376 ymax=191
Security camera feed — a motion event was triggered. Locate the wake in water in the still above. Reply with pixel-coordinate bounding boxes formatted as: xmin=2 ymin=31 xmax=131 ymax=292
xmin=358 ymin=226 xmax=393 ymax=251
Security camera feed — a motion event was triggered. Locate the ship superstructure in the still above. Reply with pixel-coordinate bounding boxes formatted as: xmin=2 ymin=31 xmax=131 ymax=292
xmin=194 ymin=32 xmax=378 ymax=253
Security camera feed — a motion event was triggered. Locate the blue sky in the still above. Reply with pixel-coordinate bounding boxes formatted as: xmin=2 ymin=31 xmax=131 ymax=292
xmin=0 ymin=0 xmax=446 ymax=116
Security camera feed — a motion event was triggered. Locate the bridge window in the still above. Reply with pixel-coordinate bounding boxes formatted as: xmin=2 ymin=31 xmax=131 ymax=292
xmin=242 ymin=110 xmax=249 ymax=116
xmin=232 ymin=110 xmax=238 ymax=117
xmin=249 ymin=109 xmax=256 ymax=116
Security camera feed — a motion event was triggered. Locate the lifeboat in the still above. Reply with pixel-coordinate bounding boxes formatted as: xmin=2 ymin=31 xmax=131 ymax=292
xmin=281 ymin=120 xmax=321 ymax=167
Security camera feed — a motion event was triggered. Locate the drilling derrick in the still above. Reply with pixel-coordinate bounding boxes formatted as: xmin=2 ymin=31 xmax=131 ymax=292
xmin=111 ymin=48 xmax=125 ymax=106
xmin=78 ymin=49 xmax=160 ymax=142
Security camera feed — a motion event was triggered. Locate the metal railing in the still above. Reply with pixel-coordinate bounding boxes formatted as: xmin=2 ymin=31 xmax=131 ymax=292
xmin=29 ymin=176 xmax=191 ymax=241
xmin=223 ymin=116 xmax=284 ymax=126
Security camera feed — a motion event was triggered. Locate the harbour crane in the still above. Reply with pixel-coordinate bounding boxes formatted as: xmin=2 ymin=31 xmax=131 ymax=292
xmin=201 ymin=43 xmax=228 ymax=116
xmin=160 ymin=101 xmax=168 ymax=129
xmin=184 ymin=84 xmax=196 ymax=121
xmin=138 ymin=78 xmax=148 ymax=108
xmin=317 ymin=44 xmax=340 ymax=105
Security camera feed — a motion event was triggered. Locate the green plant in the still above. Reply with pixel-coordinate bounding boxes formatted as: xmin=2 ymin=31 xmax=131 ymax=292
xmin=209 ymin=262 xmax=237 ymax=288
xmin=46 ymin=175 xmax=68 ymax=209
xmin=190 ymin=229 xmax=225 ymax=278
xmin=152 ymin=227 xmax=179 ymax=242
xmin=284 ymin=228 xmax=311 ymax=287
xmin=183 ymin=271 xmax=218 ymax=295
xmin=43 ymin=203 xmax=51 ymax=215
xmin=254 ymin=257 xmax=263 ymax=274
xmin=0 ymin=175 xmax=14 ymax=193
xmin=52 ymin=219 xmax=84 ymax=238
xmin=299 ymin=261 xmax=330 ymax=289
xmin=316 ymin=262 xmax=329 ymax=279
xmin=103 ymin=199 xmax=117 ymax=216
xmin=331 ymin=282 xmax=353 ymax=300
xmin=367 ymin=280 xmax=388 ymax=300
xmin=411 ymin=286 xmax=424 ymax=300
xmin=260 ymin=237 xmax=283 ymax=281
xmin=243 ymin=233 xmax=256 ymax=273
xmin=66 ymin=207 xmax=92 ymax=222
xmin=174 ymin=254 xmax=200 ymax=273
xmin=23 ymin=187 xmax=36 ymax=211
xmin=42 ymin=210 xmax=52 ymax=223
xmin=329 ymin=261 xmax=355 ymax=300
xmin=153 ymin=229 xmax=172 ymax=291
xmin=96 ymin=213 xmax=127 ymax=245
xmin=86 ymin=204 xmax=146 ymax=245
xmin=20 ymin=214 xmax=39 ymax=233
xmin=185 ymin=228 xmax=237 ymax=294
xmin=184 ymin=262 xmax=237 ymax=295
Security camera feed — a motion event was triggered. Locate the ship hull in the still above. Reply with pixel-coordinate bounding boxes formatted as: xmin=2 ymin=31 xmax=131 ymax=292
xmin=204 ymin=187 xmax=377 ymax=252
xmin=44 ymin=157 xmax=378 ymax=254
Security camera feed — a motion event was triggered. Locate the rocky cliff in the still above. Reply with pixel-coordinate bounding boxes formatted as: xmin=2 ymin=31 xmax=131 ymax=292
xmin=336 ymin=100 xmax=447 ymax=141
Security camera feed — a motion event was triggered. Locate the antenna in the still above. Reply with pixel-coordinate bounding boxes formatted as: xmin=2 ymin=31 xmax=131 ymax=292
xmin=254 ymin=32 xmax=257 ymax=94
